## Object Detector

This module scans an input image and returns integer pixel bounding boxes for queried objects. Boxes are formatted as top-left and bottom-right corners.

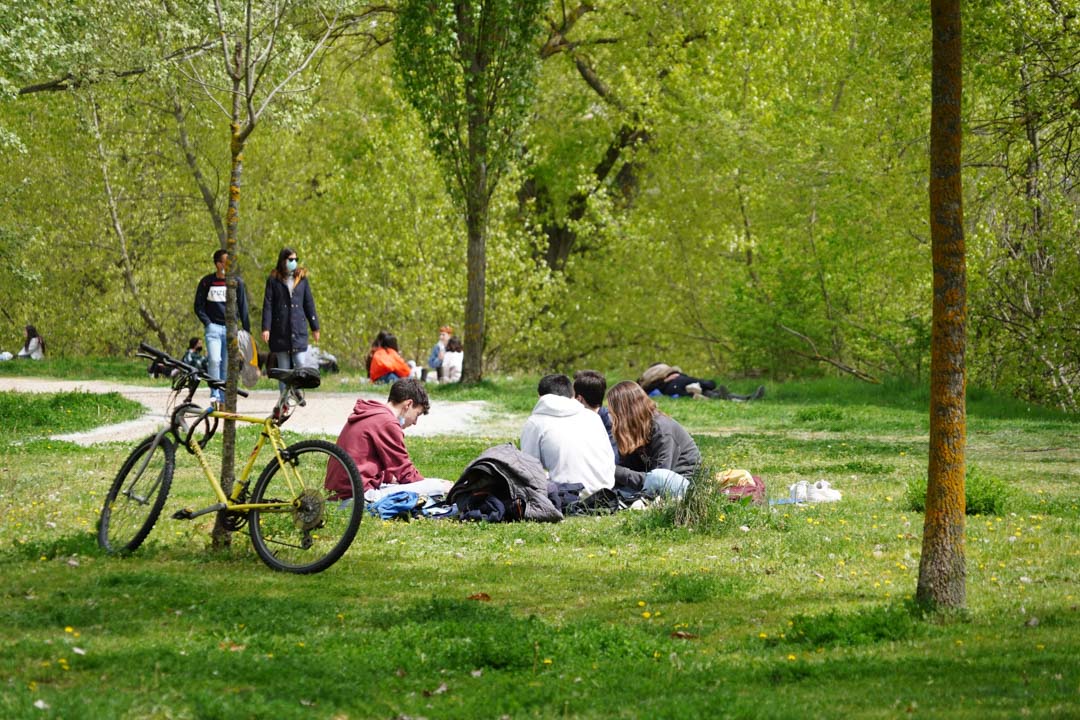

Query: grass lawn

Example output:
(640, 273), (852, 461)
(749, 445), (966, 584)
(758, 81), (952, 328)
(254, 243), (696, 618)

(0, 374), (1077, 718)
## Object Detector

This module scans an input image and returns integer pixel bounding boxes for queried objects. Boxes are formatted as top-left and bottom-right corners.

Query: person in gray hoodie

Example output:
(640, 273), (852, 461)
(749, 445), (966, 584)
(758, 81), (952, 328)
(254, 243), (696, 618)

(519, 373), (615, 498)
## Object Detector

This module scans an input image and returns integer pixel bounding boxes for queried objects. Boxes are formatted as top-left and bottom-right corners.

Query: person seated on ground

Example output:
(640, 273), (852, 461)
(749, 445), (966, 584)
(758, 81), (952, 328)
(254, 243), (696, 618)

(326, 377), (433, 499)
(573, 369), (619, 464)
(607, 380), (701, 499)
(520, 373), (615, 498)
(17, 325), (45, 360)
(366, 330), (412, 384)
(147, 337), (204, 379)
(427, 324), (452, 381)
(638, 362), (764, 401)
(441, 335), (464, 383)
(180, 336), (209, 373)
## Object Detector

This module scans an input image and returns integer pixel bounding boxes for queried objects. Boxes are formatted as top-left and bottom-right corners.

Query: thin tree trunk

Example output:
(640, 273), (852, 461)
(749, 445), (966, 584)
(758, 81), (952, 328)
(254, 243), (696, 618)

(171, 90), (227, 246)
(917, 0), (966, 611)
(89, 97), (172, 349)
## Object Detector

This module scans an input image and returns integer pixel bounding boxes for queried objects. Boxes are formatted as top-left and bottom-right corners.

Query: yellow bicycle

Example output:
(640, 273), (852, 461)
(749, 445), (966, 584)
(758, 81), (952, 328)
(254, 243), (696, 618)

(98, 342), (362, 574)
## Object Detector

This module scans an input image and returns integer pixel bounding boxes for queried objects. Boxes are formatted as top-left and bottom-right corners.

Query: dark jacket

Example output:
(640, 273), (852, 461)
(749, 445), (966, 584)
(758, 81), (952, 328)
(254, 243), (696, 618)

(261, 271), (319, 353)
(448, 443), (564, 522)
(194, 273), (251, 331)
(614, 413), (701, 492)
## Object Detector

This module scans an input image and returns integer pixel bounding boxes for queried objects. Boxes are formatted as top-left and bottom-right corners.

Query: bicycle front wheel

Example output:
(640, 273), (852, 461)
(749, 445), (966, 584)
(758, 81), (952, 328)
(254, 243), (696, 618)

(99, 434), (175, 553)
(248, 439), (362, 574)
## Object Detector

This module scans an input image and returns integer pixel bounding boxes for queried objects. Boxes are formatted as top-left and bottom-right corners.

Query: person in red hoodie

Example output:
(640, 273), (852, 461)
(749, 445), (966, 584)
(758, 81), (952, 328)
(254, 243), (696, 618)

(325, 377), (430, 498)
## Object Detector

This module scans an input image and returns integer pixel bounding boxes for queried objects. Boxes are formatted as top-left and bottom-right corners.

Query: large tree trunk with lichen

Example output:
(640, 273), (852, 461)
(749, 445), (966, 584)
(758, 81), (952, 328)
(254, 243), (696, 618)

(917, 0), (966, 611)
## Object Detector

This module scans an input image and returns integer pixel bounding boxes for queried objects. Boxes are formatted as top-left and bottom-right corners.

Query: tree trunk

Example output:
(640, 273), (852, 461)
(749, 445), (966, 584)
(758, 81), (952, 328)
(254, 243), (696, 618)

(917, 0), (966, 611)
(89, 97), (172, 350)
(211, 114), (244, 550)
(460, 0), (488, 384)
(462, 193), (487, 383)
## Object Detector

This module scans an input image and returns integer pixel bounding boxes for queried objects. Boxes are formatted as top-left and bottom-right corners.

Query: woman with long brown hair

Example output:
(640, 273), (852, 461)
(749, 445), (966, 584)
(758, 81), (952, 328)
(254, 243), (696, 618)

(606, 380), (700, 498)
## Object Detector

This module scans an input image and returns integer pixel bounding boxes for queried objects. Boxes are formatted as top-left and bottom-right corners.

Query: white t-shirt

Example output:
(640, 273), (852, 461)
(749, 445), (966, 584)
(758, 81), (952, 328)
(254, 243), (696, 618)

(442, 351), (463, 382)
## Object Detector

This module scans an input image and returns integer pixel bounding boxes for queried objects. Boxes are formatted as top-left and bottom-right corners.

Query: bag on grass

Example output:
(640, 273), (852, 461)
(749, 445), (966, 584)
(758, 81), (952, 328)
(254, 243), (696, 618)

(367, 490), (423, 520)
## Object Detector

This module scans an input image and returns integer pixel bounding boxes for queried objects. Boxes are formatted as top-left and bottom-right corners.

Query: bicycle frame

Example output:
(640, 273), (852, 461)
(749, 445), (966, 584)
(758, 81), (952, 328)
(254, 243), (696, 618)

(181, 409), (303, 518)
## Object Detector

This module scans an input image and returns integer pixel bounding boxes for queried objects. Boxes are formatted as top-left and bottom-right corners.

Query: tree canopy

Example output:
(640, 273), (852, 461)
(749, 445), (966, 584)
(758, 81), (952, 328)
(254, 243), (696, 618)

(2, 0), (1077, 410)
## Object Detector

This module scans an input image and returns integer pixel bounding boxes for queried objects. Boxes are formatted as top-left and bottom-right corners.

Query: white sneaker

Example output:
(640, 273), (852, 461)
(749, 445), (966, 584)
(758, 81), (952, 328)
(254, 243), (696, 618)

(807, 479), (842, 503)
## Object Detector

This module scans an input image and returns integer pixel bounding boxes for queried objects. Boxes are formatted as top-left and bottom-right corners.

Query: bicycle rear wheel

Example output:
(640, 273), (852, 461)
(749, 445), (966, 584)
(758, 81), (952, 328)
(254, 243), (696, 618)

(99, 434), (175, 553)
(248, 439), (362, 574)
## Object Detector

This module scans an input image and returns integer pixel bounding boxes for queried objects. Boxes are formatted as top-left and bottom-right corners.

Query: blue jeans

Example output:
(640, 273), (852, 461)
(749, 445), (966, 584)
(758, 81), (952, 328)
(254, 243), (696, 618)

(204, 322), (227, 403)
(274, 350), (309, 391)
(643, 469), (689, 499)
(374, 372), (402, 384)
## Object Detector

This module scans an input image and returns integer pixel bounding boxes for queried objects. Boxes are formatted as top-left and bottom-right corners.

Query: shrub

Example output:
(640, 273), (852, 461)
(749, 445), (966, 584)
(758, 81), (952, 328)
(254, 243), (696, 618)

(904, 465), (1012, 515)
(624, 464), (770, 535)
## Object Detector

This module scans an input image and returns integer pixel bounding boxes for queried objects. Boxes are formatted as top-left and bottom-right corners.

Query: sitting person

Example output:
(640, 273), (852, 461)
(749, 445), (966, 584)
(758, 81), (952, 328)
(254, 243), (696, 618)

(441, 335), (464, 383)
(607, 380), (701, 499)
(325, 377), (432, 498)
(520, 373), (615, 498)
(427, 324), (453, 381)
(180, 336), (209, 373)
(366, 330), (412, 384)
(573, 369), (619, 463)
(638, 363), (764, 401)
(17, 325), (45, 360)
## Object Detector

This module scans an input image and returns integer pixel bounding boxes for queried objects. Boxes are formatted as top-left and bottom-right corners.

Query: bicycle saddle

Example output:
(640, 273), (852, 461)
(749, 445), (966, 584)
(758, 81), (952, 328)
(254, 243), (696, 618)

(269, 365), (322, 389)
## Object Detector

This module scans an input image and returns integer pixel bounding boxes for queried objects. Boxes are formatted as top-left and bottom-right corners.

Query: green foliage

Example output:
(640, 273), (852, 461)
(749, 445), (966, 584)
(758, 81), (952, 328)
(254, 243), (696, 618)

(904, 466), (1014, 516)
(393, 0), (545, 200)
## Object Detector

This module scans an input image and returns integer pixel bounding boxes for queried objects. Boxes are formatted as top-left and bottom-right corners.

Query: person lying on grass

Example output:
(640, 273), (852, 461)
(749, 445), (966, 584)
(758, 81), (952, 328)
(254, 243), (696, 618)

(638, 362), (764, 401)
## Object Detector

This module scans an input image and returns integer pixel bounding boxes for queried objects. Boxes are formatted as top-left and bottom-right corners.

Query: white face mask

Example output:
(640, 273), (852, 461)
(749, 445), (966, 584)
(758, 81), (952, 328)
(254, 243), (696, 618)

(286, 259), (298, 272)
(398, 414), (406, 428)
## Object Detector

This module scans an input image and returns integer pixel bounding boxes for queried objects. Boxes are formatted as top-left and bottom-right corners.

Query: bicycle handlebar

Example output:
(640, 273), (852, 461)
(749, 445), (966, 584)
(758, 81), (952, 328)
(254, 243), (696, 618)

(138, 341), (250, 398)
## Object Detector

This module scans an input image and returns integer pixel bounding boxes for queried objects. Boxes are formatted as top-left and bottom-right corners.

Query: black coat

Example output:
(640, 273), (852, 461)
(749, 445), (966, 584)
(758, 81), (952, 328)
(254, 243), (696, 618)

(261, 272), (319, 353)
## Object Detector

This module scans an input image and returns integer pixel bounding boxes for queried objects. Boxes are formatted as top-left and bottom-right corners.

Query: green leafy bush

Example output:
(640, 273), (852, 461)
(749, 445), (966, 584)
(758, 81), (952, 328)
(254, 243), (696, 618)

(904, 465), (1012, 515)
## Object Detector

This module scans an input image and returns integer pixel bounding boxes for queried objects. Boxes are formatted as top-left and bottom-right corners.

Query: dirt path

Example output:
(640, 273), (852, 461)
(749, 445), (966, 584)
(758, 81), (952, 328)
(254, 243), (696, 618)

(0, 378), (523, 446)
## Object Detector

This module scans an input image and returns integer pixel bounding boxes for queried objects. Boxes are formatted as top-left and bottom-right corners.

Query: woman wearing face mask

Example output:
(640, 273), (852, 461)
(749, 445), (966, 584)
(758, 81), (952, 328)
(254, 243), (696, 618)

(261, 247), (320, 386)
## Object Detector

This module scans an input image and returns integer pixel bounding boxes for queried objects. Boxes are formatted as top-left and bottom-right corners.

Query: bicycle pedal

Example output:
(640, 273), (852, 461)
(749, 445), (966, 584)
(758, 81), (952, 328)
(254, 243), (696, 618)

(172, 508), (195, 520)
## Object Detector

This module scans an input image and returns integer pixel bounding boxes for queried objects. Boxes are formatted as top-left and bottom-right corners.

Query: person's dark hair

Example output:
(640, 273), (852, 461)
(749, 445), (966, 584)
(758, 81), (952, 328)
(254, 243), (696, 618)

(388, 377), (430, 414)
(188, 337), (202, 350)
(446, 336), (463, 353)
(274, 246), (297, 277)
(23, 324), (45, 354)
(213, 248), (228, 264)
(381, 332), (400, 352)
(573, 369), (607, 408)
(537, 373), (573, 398)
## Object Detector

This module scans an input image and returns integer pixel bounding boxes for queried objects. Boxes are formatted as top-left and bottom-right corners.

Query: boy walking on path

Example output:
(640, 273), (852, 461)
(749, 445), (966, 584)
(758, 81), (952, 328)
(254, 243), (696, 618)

(194, 248), (250, 405)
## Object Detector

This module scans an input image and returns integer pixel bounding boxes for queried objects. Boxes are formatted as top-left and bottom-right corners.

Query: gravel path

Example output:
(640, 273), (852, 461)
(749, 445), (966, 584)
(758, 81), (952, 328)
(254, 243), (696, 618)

(0, 377), (523, 446)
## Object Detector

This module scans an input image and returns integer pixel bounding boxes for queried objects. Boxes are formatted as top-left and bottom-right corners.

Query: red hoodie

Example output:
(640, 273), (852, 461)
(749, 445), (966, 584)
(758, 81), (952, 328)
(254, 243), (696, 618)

(325, 399), (424, 497)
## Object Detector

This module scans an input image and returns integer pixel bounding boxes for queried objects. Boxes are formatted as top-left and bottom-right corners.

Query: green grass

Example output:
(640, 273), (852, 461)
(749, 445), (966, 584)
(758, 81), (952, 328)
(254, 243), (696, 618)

(0, 375), (1078, 718)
